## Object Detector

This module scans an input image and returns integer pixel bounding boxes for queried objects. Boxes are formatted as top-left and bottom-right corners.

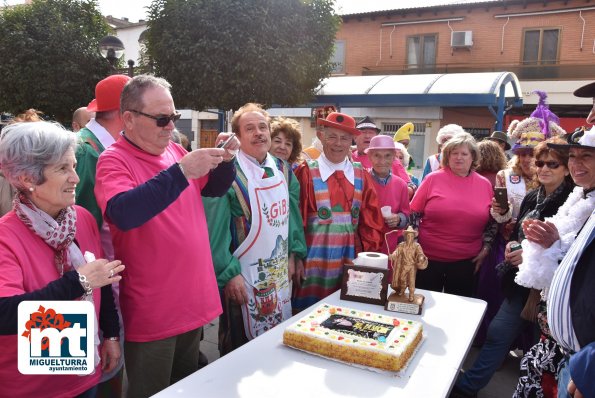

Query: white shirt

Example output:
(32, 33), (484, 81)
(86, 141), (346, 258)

(318, 153), (354, 186)
(86, 119), (116, 149)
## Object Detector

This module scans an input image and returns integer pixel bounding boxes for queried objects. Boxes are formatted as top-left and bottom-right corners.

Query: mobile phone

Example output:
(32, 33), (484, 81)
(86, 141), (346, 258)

(494, 187), (508, 210)
(216, 133), (236, 149)
(510, 242), (522, 252)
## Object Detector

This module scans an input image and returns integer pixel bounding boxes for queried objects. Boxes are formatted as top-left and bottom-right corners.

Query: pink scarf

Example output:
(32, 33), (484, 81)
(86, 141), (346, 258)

(13, 192), (84, 274)
(13, 192), (100, 368)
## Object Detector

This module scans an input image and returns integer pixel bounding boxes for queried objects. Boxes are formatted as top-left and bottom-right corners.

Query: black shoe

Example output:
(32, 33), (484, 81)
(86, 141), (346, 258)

(198, 351), (209, 369)
(449, 385), (477, 398)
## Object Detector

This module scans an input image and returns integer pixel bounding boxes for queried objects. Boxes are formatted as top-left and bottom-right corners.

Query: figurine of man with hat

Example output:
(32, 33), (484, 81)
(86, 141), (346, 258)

(75, 74), (130, 396)
(292, 112), (385, 312)
(390, 226), (428, 302)
(351, 116), (414, 197)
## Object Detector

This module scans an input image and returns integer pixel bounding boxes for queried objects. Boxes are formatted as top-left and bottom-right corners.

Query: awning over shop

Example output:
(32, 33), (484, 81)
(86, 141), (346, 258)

(310, 71), (523, 130)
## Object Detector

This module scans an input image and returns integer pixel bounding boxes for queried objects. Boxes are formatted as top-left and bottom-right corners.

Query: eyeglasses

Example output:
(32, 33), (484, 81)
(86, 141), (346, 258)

(535, 160), (561, 169)
(129, 110), (181, 127)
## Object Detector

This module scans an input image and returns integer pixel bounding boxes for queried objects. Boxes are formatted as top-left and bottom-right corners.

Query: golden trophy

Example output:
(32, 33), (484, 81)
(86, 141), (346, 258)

(385, 226), (427, 314)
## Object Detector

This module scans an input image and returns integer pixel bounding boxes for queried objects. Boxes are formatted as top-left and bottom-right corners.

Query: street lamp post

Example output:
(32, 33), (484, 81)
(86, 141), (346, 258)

(127, 59), (135, 78)
(99, 35), (125, 74)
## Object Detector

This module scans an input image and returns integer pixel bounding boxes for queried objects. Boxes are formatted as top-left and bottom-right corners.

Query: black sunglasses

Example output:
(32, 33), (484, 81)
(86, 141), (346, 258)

(129, 110), (181, 127)
(535, 160), (561, 169)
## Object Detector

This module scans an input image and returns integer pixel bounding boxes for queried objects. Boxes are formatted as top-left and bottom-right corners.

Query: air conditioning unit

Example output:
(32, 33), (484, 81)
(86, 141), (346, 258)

(451, 31), (473, 47)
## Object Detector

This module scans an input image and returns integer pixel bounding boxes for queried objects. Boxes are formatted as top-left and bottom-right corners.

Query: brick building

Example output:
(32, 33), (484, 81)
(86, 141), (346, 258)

(275, 0), (595, 172)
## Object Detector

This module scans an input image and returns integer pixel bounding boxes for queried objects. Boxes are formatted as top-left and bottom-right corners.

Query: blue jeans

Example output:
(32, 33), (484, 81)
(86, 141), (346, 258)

(456, 289), (531, 394)
(557, 356), (571, 398)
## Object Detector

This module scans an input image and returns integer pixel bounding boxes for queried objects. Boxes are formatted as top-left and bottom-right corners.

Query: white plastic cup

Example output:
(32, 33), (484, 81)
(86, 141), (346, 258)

(381, 206), (392, 218)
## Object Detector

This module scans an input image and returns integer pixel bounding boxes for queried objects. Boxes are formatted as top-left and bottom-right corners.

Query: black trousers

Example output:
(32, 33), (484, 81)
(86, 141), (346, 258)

(416, 258), (475, 297)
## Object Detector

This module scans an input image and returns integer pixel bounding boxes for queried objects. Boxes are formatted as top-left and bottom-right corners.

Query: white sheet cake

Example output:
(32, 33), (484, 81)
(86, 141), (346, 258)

(283, 303), (423, 372)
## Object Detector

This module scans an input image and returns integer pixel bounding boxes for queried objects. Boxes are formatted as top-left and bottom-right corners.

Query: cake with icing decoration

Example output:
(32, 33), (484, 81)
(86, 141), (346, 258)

(283, 303), (423, 371)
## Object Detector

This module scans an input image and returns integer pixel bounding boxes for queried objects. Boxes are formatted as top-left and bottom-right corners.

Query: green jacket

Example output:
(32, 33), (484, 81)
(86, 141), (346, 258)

(203, 156), (307, 288)
(75, 127), (106, 228)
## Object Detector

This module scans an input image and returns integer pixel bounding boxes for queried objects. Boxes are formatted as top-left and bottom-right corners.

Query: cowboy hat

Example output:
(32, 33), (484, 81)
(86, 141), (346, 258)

(547, 126), (595, 151)
(574, 81), (595, 98)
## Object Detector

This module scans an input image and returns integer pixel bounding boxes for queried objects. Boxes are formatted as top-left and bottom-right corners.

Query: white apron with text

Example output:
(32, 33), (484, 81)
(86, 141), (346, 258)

(233, 152), (291, 340)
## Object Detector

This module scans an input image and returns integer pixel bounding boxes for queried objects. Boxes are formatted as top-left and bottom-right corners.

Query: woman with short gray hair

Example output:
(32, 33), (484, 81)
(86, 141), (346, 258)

(0, 121), (125, 397)
(411, 131), (495, 297)
(421, 123), (466, 180)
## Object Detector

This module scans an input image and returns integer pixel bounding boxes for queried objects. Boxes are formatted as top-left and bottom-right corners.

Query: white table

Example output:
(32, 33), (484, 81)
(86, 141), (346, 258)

(153, 289), (486, 398)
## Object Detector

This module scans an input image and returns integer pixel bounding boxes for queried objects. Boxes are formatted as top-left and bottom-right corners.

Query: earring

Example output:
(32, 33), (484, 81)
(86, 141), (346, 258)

(28, 186), (34, 192)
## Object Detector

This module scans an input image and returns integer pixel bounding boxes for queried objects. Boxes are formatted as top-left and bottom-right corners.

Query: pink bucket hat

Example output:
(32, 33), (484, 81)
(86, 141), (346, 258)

(365, 135), (398, 154)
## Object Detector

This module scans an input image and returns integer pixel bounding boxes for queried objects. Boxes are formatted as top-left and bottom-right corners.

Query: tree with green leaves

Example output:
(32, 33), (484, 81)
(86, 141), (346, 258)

(146, 0), (340, 110)
(0, 0), (111, 123)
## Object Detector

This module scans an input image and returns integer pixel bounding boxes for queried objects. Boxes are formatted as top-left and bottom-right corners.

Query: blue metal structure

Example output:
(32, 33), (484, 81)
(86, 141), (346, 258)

(308, 72), (523, 131)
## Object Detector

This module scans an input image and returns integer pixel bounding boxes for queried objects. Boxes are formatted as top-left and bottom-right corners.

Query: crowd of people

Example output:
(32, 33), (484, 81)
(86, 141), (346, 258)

(0, 75), (593, 398)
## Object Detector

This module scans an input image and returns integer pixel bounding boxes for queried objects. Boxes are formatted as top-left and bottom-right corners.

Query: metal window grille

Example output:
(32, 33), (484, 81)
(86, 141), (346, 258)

(382, 123), (426, 135)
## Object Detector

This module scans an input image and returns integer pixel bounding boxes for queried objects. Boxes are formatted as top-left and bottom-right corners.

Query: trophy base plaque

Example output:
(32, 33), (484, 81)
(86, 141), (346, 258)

(385, 292), (424, 315)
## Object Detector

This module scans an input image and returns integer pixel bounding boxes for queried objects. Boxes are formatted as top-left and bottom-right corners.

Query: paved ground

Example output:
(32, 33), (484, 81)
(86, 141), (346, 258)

(200, 318), (522, 397)
(462, 346), (521, 398)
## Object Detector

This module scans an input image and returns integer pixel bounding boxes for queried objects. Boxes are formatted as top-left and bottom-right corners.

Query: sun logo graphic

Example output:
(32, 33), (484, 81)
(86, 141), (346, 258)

(18, 301), (95, 375)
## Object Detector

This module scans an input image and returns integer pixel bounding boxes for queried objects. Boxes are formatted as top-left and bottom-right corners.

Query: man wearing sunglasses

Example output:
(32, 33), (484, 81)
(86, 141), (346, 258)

(94, 74), (239, 398)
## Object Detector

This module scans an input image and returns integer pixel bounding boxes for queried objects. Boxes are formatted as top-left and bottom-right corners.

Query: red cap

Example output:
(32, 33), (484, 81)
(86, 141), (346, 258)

(317, 112), (360, 136)
(87, 75), (131, 112)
